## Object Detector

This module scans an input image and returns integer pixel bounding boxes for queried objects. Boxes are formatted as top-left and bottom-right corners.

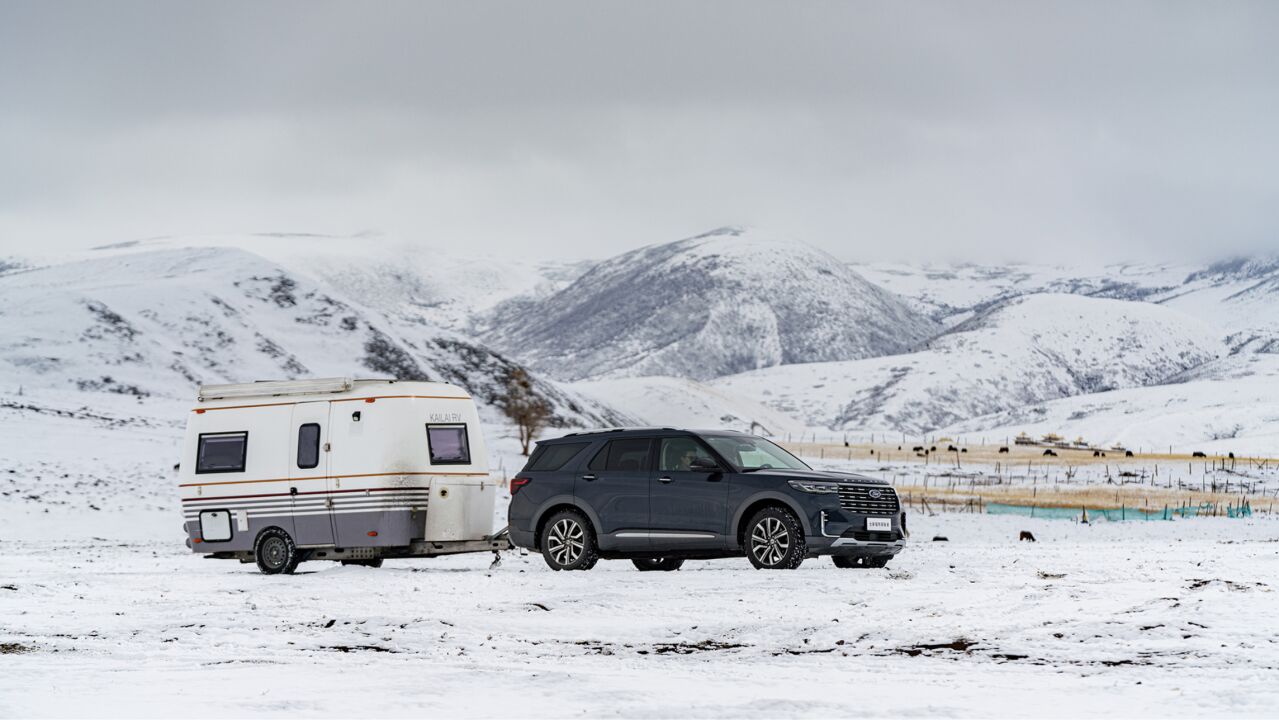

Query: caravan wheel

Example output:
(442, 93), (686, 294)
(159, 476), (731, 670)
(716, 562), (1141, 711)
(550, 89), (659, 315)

(254, 527), (301, 575)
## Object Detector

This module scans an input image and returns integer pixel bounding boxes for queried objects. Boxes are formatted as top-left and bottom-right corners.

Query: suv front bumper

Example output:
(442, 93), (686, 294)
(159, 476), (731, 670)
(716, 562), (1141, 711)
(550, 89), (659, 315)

(806, 508), (907, 557)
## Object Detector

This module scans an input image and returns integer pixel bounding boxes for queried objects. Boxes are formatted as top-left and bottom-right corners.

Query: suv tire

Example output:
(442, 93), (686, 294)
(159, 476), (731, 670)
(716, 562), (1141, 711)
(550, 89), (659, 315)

(832, 555), (890, 569)
(540, 509), (599, 571)
(254, 527), (301, 575)
(631, 557), (685, 572)
(745, 506), (806, 570)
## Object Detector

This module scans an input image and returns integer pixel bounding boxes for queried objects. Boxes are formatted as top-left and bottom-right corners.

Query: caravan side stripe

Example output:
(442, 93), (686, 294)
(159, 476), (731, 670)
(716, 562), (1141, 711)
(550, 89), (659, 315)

(179, 470), (488, 488)
(181, 486), (448, 503)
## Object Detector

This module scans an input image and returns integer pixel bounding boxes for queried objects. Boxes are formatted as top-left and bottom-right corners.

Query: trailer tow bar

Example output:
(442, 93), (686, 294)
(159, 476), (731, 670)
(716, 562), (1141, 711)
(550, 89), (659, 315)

(486, 527), (512, 570)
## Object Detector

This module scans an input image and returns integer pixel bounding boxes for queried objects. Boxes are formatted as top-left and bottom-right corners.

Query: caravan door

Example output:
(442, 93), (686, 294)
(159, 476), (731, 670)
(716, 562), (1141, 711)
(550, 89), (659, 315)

(289, 401), (336, 546)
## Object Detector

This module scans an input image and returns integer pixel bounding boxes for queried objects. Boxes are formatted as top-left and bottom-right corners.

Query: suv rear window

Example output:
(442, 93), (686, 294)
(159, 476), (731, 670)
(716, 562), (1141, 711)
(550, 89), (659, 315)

(588, 438), (652, 472)
(526, 442), (589, 471)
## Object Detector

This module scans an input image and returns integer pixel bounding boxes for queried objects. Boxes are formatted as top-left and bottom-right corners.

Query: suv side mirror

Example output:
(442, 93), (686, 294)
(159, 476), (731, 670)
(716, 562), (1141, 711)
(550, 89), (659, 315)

(689, 457), (720, 472)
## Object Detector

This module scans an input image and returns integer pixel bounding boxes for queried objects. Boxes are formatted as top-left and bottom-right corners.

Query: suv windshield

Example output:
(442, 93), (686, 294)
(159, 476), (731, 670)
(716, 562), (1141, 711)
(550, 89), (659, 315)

(703, 435), (810, 472)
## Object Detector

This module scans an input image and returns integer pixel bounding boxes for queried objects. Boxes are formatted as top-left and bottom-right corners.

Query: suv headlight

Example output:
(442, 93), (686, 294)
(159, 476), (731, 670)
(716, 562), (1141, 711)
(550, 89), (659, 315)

(788, 480), (841, 494)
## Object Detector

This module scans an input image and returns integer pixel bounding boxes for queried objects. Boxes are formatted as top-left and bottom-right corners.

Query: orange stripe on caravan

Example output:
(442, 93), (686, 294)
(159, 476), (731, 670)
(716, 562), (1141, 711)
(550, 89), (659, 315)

(191, 394), (472, 413)
(178, 470), (489, 488)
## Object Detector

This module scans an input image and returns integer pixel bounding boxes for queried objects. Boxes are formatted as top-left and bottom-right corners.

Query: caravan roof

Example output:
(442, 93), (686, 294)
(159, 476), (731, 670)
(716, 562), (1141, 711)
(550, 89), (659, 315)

(195, 377), (469, 405)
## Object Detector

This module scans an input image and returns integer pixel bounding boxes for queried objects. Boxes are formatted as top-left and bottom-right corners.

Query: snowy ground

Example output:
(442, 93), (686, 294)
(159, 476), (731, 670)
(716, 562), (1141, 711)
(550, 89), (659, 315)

(3, 396), (1278, 717)
(2, 513), (1277, 718)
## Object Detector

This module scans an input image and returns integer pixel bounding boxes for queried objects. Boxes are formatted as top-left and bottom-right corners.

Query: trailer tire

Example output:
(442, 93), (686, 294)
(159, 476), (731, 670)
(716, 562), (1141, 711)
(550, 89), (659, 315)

(254, 527), (301, 575)
(540, 509), (599, 571)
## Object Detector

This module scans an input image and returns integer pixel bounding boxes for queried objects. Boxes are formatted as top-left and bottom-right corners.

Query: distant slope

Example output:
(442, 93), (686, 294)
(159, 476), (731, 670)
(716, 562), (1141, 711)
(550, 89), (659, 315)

(78, 232), (587, 332)
(0, 246), (625, 427)
(711, 294), (1222, 433)
(938, 354), (1279, 455)
(1153, 254), (1279, 354)
(485, 227), (940, 381)
(570, 376), (805, 436)
(855, 261), (1191, 326)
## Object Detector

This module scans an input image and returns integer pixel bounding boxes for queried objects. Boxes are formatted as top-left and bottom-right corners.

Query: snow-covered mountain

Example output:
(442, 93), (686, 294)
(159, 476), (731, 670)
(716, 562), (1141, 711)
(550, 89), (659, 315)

(711, 294), (1223, 433)
(936, 353), (1279, 455)
(1153, 254), (1279, 354)
(569, 376), (806, 437)
(0, 245), (625, 428)
(5, 227), (1276, 450)
(484, 227), (941, 382)
(854, 261), (1193, 326)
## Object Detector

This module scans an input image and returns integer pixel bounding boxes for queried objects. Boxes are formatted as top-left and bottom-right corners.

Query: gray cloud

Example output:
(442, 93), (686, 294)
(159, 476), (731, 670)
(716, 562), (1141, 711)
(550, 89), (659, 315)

(2, 1), (1277, 262)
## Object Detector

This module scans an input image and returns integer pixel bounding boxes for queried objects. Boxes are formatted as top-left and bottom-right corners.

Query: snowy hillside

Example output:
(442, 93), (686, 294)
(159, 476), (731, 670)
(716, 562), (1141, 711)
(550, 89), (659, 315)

(1153, 255), (1279, 353)
(79, 233), (588, 332)
(938, 354), (1279, 455)
(855, 261), (1192, 326)
(484, 227), (940, 381)
(0, 245), (624, 428)
(711, 294), (1222, 433)
(570, 376), (806, 437)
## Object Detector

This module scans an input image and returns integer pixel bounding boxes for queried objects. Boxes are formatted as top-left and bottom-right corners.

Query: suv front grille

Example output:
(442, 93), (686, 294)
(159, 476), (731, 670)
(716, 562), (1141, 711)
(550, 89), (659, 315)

(838, 485), (900, 515)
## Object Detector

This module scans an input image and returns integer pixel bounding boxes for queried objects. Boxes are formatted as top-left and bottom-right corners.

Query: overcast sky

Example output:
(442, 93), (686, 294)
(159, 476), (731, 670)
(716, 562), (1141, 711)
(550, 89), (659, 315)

(2, 1), (1277, 263)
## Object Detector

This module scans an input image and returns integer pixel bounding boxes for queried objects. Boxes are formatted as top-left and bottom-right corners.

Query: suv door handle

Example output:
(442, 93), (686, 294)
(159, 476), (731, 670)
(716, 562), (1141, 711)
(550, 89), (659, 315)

(657, 476), (673, 484)
(581, 474), (596, 482)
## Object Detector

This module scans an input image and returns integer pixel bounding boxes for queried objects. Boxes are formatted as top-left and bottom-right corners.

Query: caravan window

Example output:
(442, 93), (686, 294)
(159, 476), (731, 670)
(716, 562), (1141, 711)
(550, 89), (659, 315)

(196, 432), (248, 474)
(426, 424), (471, 465)
(297, 423), (321, 469)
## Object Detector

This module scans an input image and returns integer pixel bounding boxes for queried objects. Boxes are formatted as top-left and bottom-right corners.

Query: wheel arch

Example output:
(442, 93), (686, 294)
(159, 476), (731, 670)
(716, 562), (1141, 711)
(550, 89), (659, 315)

(532, 497), (601, 550)
(732, 492), (812, 548)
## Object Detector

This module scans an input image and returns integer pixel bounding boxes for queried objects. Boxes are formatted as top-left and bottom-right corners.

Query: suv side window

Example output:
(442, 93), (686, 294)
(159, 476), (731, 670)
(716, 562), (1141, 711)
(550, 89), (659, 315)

(526, 442), (590, 471)
(588, 438), (653, 472)
(658, 437), (716, 472)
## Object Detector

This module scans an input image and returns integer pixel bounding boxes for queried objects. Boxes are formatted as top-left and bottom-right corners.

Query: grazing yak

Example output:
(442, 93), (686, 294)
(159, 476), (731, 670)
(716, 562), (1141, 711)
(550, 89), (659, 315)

(1043, 449), (1058, 457)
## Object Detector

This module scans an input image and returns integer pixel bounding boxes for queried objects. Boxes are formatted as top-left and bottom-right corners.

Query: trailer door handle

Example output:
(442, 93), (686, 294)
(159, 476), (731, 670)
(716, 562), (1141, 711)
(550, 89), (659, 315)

(658, 476), (673, 484)
(581, 474), (596, 482)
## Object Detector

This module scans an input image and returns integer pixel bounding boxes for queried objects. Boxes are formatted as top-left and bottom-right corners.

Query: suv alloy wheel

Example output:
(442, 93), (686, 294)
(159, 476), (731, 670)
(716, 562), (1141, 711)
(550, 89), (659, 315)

(745, 506), (806, 570)
(540, 509), (600, 571)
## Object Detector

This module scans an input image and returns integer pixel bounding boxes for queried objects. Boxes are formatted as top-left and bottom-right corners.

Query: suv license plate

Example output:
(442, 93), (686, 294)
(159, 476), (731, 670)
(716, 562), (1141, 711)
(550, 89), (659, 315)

(866, 518), (892, 532)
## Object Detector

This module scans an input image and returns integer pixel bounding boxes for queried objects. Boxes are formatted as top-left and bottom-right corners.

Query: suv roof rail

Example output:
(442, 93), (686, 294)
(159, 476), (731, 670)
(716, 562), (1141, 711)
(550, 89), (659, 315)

(562, 426), (681, 437)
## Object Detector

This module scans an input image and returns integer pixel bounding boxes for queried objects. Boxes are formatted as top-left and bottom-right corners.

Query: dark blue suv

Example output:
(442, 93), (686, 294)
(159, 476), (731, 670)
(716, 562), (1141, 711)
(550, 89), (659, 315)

(507, 428), (906, 571)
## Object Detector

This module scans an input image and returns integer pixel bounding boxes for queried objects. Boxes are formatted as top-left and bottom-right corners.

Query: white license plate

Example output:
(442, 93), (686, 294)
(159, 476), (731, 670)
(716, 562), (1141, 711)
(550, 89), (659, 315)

(866, 518), (892, 532)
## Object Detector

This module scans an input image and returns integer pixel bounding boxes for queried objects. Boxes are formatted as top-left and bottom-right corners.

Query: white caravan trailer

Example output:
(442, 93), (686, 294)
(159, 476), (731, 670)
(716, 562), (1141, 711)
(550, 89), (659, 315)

(178, 378), (507, 574)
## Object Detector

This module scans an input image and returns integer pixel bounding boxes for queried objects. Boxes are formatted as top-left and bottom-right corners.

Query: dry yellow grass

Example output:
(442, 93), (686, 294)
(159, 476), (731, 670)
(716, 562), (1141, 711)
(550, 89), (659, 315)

(777, 440), (1277, 512)
(892, 483), (1273, 513)
(781, 440), (1278, 470)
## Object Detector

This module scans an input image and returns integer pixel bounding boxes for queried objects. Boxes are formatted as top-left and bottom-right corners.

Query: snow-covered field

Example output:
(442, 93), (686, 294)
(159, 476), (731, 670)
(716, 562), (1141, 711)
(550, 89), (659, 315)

(2, 514), (1277, 718)
(5, 232), (1279, 717)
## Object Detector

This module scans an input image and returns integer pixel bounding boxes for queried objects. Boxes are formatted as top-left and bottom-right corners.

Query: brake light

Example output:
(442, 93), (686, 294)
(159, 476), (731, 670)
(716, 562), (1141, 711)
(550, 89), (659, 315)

(510, 477), (531, 495)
